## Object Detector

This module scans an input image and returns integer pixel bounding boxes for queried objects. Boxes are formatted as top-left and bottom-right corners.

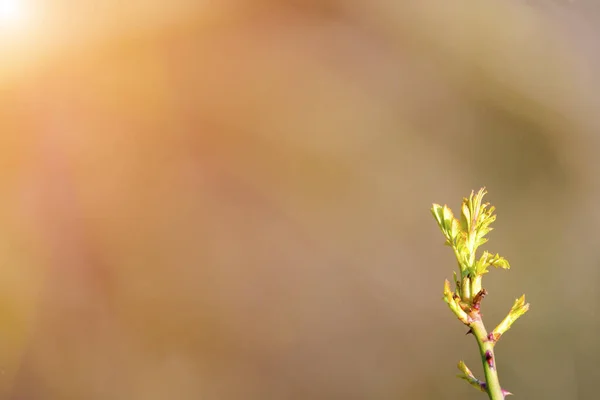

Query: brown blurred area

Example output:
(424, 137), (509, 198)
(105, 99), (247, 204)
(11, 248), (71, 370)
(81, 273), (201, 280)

(0, 0), (599, 399)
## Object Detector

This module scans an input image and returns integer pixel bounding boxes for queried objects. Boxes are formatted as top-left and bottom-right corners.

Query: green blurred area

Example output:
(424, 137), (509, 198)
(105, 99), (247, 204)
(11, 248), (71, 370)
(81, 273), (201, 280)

(0, 1), (598, 399)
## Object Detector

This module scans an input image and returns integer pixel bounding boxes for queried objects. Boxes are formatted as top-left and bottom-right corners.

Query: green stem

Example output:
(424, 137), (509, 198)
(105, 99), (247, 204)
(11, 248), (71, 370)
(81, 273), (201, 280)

(469, 319), (504, 400)
(471, 276), (482, 301)
(462, 277), (471, 301)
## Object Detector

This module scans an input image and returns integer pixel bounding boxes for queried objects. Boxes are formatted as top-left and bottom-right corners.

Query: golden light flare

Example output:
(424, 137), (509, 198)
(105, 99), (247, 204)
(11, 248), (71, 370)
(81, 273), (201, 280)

(0, 0), (28, 30)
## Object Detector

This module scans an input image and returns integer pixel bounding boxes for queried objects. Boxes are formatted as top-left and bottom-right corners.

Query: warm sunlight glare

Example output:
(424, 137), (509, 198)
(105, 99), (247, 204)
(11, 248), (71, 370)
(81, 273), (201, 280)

(0, 0), (28, 30)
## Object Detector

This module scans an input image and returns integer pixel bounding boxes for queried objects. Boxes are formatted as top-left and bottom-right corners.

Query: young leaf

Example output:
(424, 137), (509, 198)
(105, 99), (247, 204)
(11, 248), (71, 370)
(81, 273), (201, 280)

(475, 251), (511, 275)
(432, 204), (455, 244)
(490, 295), (530, 342)
(457, 361), (487, 393)
(460, 188), (497, 257)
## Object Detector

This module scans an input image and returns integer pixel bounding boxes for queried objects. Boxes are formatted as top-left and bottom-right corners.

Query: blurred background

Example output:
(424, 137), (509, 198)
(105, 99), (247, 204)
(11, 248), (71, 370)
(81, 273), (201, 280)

(0, 0), (599, 398)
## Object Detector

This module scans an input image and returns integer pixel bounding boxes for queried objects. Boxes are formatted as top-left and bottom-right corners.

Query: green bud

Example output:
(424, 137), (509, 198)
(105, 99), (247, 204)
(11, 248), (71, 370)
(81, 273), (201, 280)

(443, 280), (471, 325)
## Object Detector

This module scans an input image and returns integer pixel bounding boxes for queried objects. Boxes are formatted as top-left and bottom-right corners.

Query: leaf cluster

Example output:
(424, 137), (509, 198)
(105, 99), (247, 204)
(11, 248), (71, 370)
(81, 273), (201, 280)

(431, 188), (509, 283)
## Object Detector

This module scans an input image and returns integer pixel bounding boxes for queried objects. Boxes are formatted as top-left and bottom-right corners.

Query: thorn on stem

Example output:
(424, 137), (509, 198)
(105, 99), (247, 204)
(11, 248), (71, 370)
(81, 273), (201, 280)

(485, 350), (495, 370)
(481, 383), (513, 398)
(465, 328), (473, 336)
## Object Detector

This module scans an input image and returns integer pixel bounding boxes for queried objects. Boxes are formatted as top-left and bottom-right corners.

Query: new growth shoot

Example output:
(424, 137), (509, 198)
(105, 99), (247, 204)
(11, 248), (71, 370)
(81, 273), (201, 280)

(431, 188), (529, 399)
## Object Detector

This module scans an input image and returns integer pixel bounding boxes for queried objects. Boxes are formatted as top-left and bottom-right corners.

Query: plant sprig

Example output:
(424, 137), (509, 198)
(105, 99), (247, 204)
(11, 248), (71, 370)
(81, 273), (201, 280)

(432, 188), (529, 399)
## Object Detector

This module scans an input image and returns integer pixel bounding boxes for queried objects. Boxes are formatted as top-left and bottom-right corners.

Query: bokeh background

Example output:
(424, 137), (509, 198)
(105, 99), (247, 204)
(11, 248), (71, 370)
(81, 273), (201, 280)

(0, 0), (599, 399)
